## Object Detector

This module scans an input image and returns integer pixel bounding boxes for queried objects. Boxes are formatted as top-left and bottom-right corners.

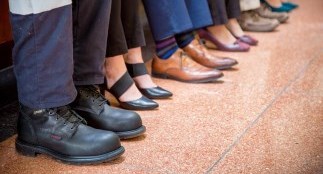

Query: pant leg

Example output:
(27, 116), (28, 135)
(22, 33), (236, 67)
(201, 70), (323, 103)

(240, 0), (261, 11)
(72, 0), (112, 85)
(226, 0), (241, 19)
(185, 0), (213, 29)
(121, 0), (146, 49)
(9, 0), (76, 109)
(142, 0), (193, 41)
(207, 0), (229, 25)
(105, 0), (128, 57)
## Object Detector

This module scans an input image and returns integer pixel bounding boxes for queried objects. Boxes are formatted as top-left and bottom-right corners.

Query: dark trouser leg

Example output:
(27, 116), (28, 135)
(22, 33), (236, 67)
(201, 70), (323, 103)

(184, 0), (213, 29)
(175, 31), (195, 48)
(121, 0), (146, 49)
(226, 0), (241, 19)
(208, 0), (229, 25)
(72, 0), (112, 85)
(142, 0), (193, 41)
(106, 0), (145, 57)
(9, 2), (76, 109)
(106, 0), (128, 57)
(208, 0), (241, 25)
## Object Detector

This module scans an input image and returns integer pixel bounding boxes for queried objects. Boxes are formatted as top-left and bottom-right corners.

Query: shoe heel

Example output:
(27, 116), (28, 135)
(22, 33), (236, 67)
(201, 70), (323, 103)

(152, 71), (168, 79)
(15, 140), (38, 157)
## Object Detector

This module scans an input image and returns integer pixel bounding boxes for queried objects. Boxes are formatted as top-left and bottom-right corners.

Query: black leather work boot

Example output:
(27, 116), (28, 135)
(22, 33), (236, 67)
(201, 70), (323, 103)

(71, 85), (146, 139)
(16, 105), (124, 164)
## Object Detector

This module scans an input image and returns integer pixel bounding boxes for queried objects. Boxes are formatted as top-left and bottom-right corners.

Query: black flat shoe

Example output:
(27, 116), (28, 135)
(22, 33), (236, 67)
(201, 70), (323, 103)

(126, 63), (173, 99)
(101, 72), (158, 110)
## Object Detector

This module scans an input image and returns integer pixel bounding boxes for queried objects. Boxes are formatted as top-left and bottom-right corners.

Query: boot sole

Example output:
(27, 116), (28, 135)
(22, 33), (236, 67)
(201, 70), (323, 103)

(15, 139), (125, 165)
(116, 126), (146, 140)
(152, 72), (223, 83)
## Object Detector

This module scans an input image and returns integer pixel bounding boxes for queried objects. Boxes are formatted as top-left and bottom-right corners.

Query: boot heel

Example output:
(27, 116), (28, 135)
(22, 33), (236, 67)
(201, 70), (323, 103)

(15, 140), (38, 157)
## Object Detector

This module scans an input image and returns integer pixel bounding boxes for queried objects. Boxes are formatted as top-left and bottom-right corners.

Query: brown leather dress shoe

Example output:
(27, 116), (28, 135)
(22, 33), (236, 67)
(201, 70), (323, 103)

(152, 49), (223, 83)
(182, 39), (238, 70)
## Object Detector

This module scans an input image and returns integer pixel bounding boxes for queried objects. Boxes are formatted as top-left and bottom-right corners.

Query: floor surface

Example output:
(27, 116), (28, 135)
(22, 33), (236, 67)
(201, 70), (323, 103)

(0, 0), (322, 173)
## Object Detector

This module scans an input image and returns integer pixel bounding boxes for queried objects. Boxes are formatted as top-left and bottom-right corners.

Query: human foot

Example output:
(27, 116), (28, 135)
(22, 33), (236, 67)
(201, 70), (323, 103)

(104, 55), (158, 110)
(226, 18), (245, 37)
(105, 55), (144, 102)
(124, 48), (157, 89)
(125, 48), (173, 99)
(206, 25), (237, 45)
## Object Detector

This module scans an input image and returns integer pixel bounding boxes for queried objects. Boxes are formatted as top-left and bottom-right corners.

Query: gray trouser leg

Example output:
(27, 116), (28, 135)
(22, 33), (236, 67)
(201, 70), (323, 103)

(9, 1), (76, 109)
(9, 0), (112, 109)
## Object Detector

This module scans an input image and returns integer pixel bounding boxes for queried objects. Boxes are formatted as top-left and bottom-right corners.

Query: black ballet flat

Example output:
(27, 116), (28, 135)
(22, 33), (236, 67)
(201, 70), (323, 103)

(126, 63), (173, 99)
(100, 72), (158, 110)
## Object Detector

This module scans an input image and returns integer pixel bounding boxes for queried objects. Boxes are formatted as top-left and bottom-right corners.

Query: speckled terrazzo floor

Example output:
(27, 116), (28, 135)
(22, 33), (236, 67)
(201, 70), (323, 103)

(0, 0), (322, 173)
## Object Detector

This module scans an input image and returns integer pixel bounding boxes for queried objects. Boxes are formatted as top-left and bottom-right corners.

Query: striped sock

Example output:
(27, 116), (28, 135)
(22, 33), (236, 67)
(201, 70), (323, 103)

(156, 37), (179, 59)
(175, 31), (195, 48)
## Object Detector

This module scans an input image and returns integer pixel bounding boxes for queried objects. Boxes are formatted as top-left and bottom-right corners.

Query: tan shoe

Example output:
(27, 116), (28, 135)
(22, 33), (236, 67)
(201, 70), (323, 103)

(238, 10), (280, 32)
(182, 39), (238, 70)
(152, 49), (223, 83)
(255, 4), (289, 23)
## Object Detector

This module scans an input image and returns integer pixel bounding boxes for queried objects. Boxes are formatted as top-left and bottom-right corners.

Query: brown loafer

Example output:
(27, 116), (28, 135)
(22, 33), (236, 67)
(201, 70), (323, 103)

(182, 39), (238, 70)
(152, 49), (223, 83)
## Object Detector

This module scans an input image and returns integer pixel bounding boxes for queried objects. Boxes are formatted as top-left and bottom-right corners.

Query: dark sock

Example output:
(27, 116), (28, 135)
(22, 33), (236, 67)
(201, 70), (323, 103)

(175, 31), (195, 48)
(156, 37), (179, 59)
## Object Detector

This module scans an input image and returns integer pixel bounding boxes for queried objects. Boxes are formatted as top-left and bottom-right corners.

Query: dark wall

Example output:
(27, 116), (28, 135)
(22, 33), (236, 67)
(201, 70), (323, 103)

(0, 0), (16, 107)
(0, 0), (13, 69)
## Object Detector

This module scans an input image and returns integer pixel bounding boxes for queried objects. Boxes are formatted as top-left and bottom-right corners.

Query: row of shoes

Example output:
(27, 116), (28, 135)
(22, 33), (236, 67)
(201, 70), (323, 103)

(107, 1), (300, 111)
(239, 2), (298, 32)
(17, 85), (147, 164)
(14, 1), (299, 165)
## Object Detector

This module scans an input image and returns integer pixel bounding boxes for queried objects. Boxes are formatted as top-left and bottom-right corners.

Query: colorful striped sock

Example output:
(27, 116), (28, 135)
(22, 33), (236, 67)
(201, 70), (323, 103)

(156, 37), (179, 59)
(175, 31), (195, 48)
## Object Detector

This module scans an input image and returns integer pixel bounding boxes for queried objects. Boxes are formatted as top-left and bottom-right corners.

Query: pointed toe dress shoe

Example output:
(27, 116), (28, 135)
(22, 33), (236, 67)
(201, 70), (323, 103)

(234, 35), (258, 46)
(126, 63), (173, 99)
(182, 39), (238, 70)
(152, 49), (223, 83)
(198, 29), (250, 52)
(282, 2), (299, 10)
(261, 0), (292, 13)
(100, 73), (159, 110)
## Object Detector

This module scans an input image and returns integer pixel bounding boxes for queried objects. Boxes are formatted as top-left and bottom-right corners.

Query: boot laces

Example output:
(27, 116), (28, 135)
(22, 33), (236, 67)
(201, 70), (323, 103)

(49, 106), (87, 129)
(83, 86), (109, 106)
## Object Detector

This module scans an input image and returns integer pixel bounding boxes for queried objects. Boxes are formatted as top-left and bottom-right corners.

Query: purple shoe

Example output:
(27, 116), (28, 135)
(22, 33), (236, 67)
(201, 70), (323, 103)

(235, 35), (258, 46)
(198, 29), (250, 52)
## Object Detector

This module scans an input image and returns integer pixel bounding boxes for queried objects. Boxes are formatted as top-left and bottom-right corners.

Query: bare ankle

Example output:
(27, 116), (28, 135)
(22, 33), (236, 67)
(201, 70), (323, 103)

(124, 47), (144, 64)
(133, 75), (157, 89)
